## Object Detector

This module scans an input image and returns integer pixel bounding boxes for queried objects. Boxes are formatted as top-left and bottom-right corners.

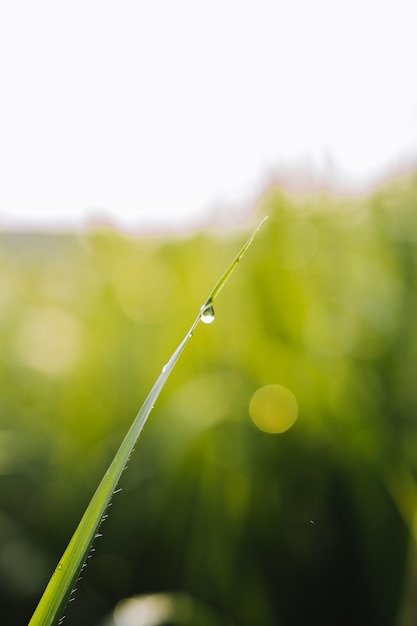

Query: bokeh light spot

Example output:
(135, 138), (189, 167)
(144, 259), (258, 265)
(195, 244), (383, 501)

(14, 307), (83, 377)
(249, 384), (298, 434)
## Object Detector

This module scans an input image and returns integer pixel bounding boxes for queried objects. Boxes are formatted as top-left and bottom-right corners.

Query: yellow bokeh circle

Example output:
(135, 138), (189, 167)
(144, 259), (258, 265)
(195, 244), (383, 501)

(249, 384), (298, 434)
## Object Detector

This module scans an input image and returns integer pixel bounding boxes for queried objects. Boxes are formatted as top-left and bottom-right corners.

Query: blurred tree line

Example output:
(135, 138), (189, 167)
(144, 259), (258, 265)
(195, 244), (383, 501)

(1, 173), (417, 625)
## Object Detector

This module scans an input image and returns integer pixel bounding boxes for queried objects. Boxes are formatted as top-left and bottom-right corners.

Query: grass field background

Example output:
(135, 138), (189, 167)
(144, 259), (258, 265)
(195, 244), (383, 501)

(1, 173), (417, 625)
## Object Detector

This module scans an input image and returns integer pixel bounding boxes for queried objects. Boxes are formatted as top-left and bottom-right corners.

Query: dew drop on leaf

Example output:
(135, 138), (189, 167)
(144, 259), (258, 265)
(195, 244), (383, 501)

(200, 304), (215, 324)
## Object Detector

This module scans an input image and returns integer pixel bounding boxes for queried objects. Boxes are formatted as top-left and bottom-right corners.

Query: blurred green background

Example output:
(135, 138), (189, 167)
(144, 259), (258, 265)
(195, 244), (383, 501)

(1, 174), (417, 626)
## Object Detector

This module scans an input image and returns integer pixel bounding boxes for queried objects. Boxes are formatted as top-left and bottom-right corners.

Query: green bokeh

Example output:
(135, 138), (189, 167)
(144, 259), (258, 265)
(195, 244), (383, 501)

(1, 173), (417, 625)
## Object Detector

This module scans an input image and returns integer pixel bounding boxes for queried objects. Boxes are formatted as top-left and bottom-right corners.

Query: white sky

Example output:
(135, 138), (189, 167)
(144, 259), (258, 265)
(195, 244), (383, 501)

(0, 0), (416, 231)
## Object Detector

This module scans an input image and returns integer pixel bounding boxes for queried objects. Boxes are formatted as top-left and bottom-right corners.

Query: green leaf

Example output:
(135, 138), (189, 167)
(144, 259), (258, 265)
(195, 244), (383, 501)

(29, 217), (267, 626)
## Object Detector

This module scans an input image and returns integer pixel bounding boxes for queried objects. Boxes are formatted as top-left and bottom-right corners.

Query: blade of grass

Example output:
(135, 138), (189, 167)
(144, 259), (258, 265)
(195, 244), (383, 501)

(29, 216), (268, 626)
(201, 215), (268, 309)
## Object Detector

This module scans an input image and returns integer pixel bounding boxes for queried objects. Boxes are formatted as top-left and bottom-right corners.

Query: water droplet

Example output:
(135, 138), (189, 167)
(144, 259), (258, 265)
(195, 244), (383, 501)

(162, 364), (168, 373)
(200, 304), (215, 324)
(57, 563), (63, 570)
